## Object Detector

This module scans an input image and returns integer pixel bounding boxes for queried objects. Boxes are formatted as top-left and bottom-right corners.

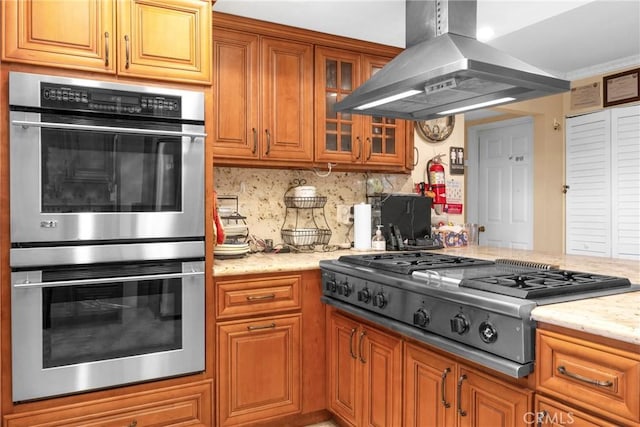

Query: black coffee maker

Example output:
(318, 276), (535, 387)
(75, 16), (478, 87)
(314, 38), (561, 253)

(370, 193), (442, 250)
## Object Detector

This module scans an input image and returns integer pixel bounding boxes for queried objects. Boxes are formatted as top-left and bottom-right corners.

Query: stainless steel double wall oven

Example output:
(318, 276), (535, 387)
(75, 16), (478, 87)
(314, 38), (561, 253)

(8, 72), (206, 402)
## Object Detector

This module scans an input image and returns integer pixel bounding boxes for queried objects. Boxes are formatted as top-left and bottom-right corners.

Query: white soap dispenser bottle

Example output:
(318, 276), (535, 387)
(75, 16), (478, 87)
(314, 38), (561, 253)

(371, 225), (386, 251)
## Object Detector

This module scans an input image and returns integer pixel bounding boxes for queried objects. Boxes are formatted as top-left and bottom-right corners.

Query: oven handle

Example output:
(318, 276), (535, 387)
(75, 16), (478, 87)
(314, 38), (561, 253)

(13, 271), (203, 289)
(11, 120), (207, 140)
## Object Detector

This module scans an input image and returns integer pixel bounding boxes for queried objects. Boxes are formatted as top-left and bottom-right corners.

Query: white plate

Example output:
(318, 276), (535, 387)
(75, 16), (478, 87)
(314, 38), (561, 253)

(215, 244), (250, 255)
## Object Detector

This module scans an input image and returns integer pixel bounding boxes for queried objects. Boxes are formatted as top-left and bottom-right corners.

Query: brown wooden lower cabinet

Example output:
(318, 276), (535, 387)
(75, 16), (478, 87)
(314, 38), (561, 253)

(217, 313), (302, 426)
(326, 309), (402, 427)
(2, 379), (213, 427)
(536, 326), (640, 427)
(404, 341), (533, 427)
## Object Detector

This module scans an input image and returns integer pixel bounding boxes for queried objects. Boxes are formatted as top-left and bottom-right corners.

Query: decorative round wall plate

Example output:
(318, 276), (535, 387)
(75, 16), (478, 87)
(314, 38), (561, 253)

(415, 115), (455, 143)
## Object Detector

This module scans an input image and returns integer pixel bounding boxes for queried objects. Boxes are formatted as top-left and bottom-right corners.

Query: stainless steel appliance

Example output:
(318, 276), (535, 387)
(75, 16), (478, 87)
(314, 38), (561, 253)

(8, 72), (207, 402)
(334, 0), (570, 120)
(11, 258), (204, 402)
(8, 71), (205, 248)
(320, 252), (638, 377)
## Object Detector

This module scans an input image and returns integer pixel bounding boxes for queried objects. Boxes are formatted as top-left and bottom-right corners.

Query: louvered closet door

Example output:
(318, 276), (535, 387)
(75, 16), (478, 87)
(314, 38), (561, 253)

(566, 111), (611, 257)
(611, 105), (640, 259)
(566, 105), (640, 259)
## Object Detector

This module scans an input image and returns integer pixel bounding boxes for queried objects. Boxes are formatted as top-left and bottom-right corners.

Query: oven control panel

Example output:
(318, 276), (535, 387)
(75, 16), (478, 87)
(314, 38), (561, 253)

(40, 83), (182, 118)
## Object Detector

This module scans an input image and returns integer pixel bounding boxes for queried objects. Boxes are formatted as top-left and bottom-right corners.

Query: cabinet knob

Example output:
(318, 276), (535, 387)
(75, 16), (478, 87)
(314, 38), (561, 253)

(128, 421), (137, 427)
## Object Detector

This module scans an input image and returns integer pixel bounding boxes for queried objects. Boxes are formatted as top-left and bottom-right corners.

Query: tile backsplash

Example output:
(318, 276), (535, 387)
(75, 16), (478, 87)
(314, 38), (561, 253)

(214, 167), (414, 247)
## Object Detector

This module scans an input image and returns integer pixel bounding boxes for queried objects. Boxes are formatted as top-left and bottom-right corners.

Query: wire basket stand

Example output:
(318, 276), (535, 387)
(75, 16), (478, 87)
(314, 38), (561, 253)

(280, 179), (332, 251)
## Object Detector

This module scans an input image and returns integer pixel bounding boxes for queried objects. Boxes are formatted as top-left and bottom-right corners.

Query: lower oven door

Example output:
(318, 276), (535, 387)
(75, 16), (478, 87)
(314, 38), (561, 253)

(11, 260), (204, 402)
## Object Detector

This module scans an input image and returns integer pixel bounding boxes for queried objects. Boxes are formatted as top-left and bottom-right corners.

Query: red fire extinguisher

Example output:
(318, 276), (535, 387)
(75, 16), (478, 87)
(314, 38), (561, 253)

(427, 154), (446, 214)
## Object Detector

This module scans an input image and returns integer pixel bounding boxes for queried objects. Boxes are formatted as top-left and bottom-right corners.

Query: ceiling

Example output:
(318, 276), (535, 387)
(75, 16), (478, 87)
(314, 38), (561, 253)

(213, 0), (640, 119)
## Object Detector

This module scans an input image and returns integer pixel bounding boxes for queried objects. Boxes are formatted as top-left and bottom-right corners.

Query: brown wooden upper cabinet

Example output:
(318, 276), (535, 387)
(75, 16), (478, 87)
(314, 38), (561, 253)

(315, 47), (408, 170)
(2, 0), (212, 84)
(212, 27), (314, 165)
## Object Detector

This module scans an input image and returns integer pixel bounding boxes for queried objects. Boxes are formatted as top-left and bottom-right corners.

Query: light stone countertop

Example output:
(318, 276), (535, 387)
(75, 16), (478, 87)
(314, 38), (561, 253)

(213, 246), (640, 345)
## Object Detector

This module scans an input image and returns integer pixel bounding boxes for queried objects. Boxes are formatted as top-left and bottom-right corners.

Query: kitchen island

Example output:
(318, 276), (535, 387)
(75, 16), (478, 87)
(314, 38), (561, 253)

(214, 246), (640, 344)
(214, 246), (639, 426)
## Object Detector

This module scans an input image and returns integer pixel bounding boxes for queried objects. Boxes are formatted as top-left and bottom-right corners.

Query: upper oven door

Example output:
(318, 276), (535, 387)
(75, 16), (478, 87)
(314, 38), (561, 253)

(9, 111), (204, 245)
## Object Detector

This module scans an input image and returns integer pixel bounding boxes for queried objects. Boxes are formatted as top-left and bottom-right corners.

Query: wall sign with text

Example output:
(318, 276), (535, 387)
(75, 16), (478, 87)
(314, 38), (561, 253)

(449, 147), (464, 175)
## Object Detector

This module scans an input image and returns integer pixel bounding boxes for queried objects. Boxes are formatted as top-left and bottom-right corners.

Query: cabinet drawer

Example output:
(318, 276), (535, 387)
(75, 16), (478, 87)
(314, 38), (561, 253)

(537, 329), (640, 424)
(535, 395), (619, 427)
(216, 274), (301, 319)
(4, 380), (213, 427)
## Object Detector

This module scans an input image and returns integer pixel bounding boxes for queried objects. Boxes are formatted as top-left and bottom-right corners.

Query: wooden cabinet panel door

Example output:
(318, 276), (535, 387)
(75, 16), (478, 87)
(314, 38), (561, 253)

(212, 28), (261, 159)
(2, 0), (116, 72)
(260, 37), (314, 162)
(361, 55), (406, 168)
(327, 312), (360, 426)
(360, 325), (403, 427)
(404, 342), (456, 427)
(118, 0), (211, 83)
(217, 314), (302, 426)
(458, 366), (533, 427)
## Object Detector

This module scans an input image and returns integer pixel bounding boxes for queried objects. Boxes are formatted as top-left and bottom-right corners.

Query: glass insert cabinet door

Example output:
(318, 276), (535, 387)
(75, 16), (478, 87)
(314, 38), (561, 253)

(315, 48), (406, 167)
(315, 47), (362, 163)
(362, 57), (405, 166)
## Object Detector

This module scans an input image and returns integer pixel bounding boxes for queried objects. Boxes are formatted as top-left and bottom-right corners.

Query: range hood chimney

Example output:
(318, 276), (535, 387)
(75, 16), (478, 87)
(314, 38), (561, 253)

(334, 0), (570, 120)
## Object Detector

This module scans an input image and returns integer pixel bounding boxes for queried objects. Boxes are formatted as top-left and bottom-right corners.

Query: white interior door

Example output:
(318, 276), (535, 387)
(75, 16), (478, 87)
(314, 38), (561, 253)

(472, 118), (534, 249)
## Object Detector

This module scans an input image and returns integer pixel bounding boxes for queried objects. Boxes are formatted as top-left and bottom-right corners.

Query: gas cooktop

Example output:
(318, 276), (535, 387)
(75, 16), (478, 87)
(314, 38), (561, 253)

(338, 251), (632, 299)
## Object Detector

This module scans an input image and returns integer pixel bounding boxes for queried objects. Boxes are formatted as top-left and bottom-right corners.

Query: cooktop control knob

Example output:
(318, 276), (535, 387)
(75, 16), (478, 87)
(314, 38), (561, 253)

(372, 292), (387, 308)
(337, 281), (352, 297)
(357, 288), (371, 303)
(413, 309), (430, 327)
(479, 321), (498, 343)
(325, 278), (337, 292)
(450, 314), (469, 335)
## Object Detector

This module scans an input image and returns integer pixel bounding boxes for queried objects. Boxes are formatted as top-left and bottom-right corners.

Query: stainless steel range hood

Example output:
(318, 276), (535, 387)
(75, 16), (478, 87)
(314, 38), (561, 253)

(334, 0), (570, 121)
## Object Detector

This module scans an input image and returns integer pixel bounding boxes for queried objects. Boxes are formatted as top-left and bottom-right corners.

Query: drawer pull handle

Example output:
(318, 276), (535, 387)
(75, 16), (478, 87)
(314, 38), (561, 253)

(246, 293), (276, 301)
(557, 366), (613, 387)
(536, 410), (548, 427)
(247, 322), (276, 331)
(129, 421), (137, 427)
(440, 367), (451, 408)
